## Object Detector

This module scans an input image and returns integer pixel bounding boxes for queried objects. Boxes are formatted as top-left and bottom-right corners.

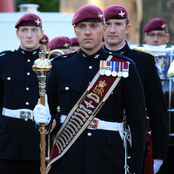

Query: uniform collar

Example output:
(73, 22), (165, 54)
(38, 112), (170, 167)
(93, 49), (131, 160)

(19, 47), (40, 56)
(78, 47), (104, 61)
(104, 41), (129, 55)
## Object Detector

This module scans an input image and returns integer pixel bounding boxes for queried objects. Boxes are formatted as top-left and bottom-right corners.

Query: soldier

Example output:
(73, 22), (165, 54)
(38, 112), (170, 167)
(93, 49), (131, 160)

(33, 4), (146, 174)
(70, 37), (80, 52)
(0, 13), (52, 174)
(103, 5), (168, 174)
(39, 33), (49, 52)
(48, 36), (72, 54)
(143, 18), (170, 45)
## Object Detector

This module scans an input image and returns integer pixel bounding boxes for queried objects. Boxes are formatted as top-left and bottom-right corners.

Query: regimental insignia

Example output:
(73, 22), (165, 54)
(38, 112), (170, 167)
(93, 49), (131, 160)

(41, 38), (47, 43)
(118, 10), (125, 17)
(35, 18), (41, 25)
(63, 42), (70, 48)
(98, 12), (103, 19)
(99, 60), (129, 78)
(161, 23), (166, 29)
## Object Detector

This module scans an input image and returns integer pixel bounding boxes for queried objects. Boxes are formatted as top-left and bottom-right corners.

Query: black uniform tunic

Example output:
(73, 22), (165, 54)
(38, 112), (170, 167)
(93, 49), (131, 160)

(105, 42), (168, 161)
(0, 48), (40, 173)
(47, 47), (146, 174)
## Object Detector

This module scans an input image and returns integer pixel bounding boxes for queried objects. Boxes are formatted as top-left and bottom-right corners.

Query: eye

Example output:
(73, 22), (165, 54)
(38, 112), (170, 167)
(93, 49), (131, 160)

(22, 29), (28, 33)
(92, 24), (97, 28)
(106, 23), (111, 26)
(116, 23), (121, 26)
(32, 28), (38, 33)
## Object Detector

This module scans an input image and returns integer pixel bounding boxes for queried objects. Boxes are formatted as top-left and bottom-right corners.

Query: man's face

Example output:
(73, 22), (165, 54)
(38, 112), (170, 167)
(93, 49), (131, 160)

(71, 46), (80, 52)
(39, 44), (48, 52)
(16, 26), (43, 51)
(144, 30), (170, 45)
(74, 22), (106, 54)
(104, 19), (131, 49)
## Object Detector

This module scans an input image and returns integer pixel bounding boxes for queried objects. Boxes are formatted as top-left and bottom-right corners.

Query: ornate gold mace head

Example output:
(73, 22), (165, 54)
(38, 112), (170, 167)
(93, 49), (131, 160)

(32, 52), (52, 96)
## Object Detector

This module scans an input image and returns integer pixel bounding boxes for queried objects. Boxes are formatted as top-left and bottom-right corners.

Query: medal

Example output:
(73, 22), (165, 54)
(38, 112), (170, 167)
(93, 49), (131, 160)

(99, 60), (105, 75)
(105, 61), (111, 76)
(117, 62), (122, 77)
(122, 62), (129, 78)
(111, 61), (117, 77)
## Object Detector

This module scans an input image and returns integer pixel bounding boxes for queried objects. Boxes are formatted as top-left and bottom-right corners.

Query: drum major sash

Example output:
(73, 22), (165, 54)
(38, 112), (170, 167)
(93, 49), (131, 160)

(46, 55), (130, 173)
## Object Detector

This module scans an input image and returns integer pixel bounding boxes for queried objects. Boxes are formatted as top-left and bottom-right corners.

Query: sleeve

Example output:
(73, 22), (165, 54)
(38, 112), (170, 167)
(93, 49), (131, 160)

(124, 62), (146, 174)
(0, 72), (3, 114)
(46, 66), (59, 120)
(144, 56), (168, 160)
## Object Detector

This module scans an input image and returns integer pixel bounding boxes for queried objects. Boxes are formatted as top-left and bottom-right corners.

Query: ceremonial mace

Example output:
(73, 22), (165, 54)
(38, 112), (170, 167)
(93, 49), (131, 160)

(32, 52), (52, 174)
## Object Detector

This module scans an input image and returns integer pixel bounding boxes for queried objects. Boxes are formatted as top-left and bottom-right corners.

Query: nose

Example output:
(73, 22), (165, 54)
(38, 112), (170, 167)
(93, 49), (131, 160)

(109, 24), (116, 33)
(153, 35), (158, 41)
(27, 30), (32, 37)
(85, 26), (91, 35)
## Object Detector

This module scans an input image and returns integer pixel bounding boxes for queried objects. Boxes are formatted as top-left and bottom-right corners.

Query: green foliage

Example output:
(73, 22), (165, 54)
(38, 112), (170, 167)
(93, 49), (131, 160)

(17, 0), (60, 12)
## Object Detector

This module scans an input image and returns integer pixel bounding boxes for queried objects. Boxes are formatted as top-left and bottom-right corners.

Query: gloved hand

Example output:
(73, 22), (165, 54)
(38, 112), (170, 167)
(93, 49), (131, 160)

(33, 94), (51, 126)
(153, 159), (163, 174)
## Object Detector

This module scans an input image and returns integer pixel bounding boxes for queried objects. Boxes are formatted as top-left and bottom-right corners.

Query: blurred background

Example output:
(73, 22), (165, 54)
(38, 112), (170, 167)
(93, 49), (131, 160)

(0, 0), (174, 51)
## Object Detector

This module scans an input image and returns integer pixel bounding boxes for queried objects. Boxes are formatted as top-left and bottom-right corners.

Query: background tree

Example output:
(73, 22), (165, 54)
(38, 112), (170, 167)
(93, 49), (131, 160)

(16, 0), (60, 12)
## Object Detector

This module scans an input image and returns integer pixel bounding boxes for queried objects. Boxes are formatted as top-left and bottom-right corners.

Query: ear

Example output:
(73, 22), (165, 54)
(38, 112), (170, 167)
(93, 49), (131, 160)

(125, 24), (131, 34)
(16, 29), (19, 39)
(102, 25), (107, 37)
(166, 34), (170, 43)
(144, 33), (147, 42)
(40, 30), (44, 39)
(73, 26), (77, 36)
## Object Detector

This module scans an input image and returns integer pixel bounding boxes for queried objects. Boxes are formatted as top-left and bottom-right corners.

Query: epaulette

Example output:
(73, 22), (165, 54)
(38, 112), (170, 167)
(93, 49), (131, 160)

(132, 48), (155, 57)
(0, 50), (16, 57)
(51, 51), (77, 62)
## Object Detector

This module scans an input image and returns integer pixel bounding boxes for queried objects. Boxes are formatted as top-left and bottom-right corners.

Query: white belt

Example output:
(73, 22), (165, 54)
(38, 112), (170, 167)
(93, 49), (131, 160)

(2, 107), (33, 121)
(60, 115), (124, 132)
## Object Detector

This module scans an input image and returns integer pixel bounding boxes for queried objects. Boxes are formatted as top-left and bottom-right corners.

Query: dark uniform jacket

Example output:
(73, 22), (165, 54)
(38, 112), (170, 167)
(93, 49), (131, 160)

(46, 47), (146, 174)
(105, 42), (169, 160)
(0, 48), (40, 160)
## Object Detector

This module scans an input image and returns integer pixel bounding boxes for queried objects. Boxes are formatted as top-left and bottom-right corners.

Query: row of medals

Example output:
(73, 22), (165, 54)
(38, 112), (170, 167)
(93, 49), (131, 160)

(99, 60), (129, 78)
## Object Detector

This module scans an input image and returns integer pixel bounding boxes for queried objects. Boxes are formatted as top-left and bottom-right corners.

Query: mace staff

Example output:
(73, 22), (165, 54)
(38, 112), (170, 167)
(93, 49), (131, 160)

(32, 52), (52, 174)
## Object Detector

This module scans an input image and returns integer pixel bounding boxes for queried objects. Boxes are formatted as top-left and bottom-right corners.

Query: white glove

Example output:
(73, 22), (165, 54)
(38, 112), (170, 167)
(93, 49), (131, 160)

(33, 94), (51, 126)
(153, 159), (163, 174)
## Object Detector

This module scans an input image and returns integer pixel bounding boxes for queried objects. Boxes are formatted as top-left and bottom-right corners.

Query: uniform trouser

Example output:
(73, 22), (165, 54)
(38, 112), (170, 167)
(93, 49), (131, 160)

(0, 159), (40, 174)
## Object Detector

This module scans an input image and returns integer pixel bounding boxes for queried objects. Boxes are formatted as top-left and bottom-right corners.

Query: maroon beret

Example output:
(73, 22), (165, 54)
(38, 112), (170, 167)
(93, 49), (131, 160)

(71, 37), (79, 46)
(39, 34), (49, 44)
(15, 13), (42, 28)
(103, 5), (128, 21)
(48, 36), (72, 50)
(143, 18), (168, 32)
(72, 4), (105, 25)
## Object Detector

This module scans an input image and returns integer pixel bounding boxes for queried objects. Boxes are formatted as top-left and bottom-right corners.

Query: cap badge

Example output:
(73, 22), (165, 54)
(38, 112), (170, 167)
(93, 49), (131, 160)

(41, 38), (47, 43)
(63, 42), (70, 48)
(161, 23), (166, 28)
(118, 10), (125, 17)
(98, 12), (103, 19)
(35, 18), (41, 25)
